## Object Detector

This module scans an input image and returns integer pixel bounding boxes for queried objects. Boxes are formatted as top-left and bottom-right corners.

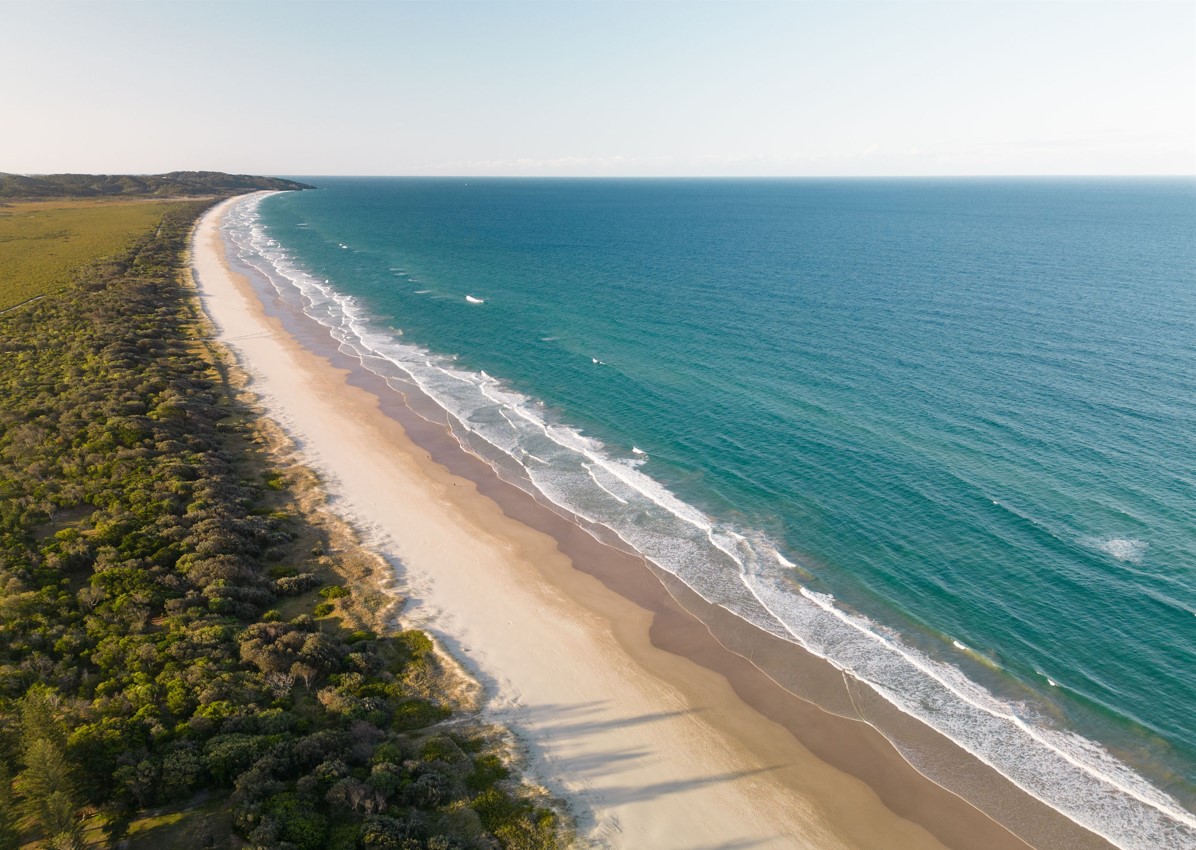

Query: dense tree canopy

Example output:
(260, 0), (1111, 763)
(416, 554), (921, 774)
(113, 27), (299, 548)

(0, 199), (557, 849)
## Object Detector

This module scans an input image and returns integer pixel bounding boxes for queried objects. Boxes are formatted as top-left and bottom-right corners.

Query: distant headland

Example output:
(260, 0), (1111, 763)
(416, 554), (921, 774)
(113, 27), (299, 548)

(0, 170), (313, 199)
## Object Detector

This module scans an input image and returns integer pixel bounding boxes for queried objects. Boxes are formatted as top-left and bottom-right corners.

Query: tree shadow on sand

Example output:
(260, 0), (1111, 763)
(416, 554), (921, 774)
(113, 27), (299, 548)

(502, 700), (785, 845)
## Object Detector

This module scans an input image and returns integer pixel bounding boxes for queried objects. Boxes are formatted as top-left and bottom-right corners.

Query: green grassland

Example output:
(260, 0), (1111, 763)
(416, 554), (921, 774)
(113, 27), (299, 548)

(0, 200), (178, 310)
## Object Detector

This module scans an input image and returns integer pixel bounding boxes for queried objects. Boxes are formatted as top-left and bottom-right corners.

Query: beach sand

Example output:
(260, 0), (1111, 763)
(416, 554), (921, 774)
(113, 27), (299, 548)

(190, 195), (1111, 850)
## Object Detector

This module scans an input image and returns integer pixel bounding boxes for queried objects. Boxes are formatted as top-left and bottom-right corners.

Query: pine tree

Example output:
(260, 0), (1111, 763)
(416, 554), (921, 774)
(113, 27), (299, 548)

(0, 761), (21, 850)
(14, 689), (84, 850)
(19, 685), (67, 751)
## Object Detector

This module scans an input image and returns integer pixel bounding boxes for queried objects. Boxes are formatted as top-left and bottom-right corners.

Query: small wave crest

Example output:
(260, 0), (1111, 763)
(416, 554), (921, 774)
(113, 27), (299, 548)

(1086, 536), (1148, 564)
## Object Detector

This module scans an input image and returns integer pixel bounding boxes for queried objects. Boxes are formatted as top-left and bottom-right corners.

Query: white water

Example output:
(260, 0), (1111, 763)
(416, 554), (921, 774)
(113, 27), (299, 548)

(223, 192), (1196, 850)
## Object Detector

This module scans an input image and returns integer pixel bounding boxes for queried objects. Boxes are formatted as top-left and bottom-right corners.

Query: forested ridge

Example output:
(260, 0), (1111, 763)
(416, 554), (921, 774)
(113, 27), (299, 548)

(0, 199), (558, 849)
(0, 173), (313, 199)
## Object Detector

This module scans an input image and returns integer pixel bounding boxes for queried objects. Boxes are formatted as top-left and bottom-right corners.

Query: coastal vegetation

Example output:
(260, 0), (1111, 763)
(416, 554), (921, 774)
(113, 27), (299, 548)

(0, 190), (559, 849)
(0, 200), (179, 310)
(0, 171), (313, 199)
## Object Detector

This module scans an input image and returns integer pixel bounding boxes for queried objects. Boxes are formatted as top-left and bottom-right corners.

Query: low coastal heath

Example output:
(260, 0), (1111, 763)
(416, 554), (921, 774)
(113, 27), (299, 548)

(215, 180), (1195, 850)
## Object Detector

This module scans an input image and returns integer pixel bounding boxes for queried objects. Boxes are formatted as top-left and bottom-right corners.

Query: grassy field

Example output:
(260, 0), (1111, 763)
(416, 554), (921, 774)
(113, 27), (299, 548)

(0, 199), (179, 310)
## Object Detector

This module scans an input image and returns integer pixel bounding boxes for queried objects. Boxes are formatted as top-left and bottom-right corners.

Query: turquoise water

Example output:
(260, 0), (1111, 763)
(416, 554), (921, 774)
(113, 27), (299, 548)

(232, 178), (1195, 847)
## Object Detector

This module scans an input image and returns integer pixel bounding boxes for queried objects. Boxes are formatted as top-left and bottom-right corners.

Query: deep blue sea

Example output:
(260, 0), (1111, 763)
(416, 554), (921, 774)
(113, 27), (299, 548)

(227, 178), (1196, 848)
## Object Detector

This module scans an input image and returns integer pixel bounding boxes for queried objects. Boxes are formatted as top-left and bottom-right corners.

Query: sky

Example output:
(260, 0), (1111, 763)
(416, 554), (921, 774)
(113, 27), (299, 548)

(1, 0), (1193, 177)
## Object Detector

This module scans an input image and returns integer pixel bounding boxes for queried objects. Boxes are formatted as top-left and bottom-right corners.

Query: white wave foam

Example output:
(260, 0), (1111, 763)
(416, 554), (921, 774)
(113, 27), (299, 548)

(584, 464), (629, 505)
(220, 193), (1196, 850)
(770, 548), (796, 568)
(1088, 536), (1148, 564)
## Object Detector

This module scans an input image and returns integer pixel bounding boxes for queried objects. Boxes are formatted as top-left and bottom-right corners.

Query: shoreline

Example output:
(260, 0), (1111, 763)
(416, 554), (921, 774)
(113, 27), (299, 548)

(192, 193), (1115, 850)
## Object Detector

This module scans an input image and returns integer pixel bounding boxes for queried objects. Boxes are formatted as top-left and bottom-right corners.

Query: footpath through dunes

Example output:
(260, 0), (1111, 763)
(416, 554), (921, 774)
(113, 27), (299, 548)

(0, 189), (562, 850)
(196, 189), (1125, 850)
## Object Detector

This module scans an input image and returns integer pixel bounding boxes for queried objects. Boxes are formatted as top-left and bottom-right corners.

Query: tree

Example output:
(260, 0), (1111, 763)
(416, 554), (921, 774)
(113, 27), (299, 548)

(19, 685), (67, 751)
(0, 762), (21, 850)
(14, 739), (83, 850)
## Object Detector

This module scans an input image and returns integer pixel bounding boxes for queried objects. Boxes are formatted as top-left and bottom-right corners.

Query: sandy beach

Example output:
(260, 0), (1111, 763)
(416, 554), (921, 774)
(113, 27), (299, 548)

(190, 194), (1112, 850)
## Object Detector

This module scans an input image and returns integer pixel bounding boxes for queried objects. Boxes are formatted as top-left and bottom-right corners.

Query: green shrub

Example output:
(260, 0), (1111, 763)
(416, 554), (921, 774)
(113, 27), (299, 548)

(267, 792), (329, 850)
(204, 734), (273, 785)
(263, 472), (287, 491)
(466, 753), (510, 792)
(392, 700), (450, 732)
(419, 736), (465, 764)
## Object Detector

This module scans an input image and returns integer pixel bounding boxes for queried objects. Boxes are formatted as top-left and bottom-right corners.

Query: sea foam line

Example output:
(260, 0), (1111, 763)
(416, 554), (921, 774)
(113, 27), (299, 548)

(786, 581), (1192, 830)
(222, 192), (1195, 850)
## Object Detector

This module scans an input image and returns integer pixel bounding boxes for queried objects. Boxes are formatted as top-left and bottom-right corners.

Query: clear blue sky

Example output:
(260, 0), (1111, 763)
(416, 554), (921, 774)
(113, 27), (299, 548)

(2, 0), (1192, 176)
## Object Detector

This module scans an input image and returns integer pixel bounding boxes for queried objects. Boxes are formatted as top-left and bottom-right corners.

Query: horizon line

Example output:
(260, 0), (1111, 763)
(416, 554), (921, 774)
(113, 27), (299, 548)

(273, 173), (1196, 180)
(6, 171), (1196, 181)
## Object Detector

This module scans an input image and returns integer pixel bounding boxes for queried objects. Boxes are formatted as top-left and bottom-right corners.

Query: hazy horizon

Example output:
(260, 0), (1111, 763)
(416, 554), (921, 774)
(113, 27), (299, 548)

(2, 0), (1193, 178)
(12, 172), (1196, 180)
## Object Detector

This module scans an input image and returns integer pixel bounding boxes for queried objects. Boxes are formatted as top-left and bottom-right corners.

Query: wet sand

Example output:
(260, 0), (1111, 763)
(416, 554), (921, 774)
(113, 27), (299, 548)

(191, 194), (1114, 850)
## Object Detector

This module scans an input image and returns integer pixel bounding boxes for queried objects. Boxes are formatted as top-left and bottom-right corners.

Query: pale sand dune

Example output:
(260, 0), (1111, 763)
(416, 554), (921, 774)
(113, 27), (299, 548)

(191, 195), (955, 850)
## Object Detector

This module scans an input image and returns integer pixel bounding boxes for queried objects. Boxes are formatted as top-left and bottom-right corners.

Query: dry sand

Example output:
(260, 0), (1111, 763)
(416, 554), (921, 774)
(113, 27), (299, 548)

(190, 195), (1071, 850)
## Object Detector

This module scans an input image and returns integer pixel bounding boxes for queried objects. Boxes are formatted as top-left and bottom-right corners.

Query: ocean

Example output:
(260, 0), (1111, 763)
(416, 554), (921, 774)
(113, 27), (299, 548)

(224, 177), (1196, 849)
